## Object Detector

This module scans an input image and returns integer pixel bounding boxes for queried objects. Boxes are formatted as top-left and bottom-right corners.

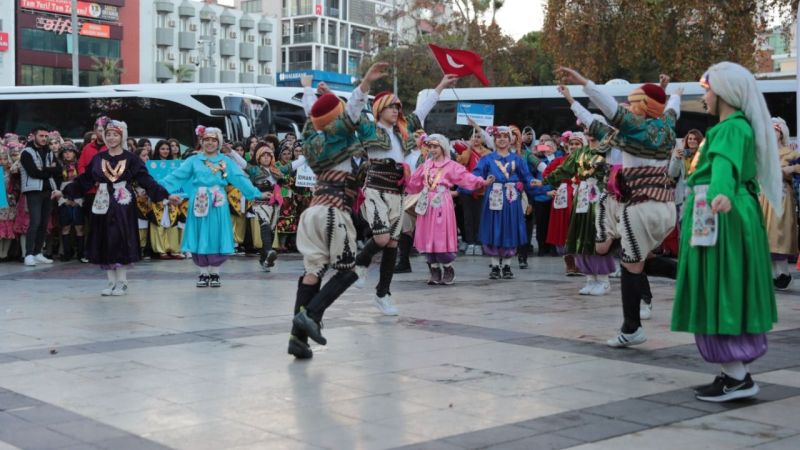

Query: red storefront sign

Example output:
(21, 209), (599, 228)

(0, 32), (9, 52)
(20, 0), (120, 22)
(36, 16), (111, 38)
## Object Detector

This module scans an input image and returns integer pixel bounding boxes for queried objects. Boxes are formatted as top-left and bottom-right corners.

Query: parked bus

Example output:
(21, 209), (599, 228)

(421, 79), (797, 140)
(0, 84), (269, 147)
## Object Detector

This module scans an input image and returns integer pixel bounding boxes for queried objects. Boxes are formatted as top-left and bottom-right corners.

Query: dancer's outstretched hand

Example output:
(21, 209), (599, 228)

(711, 194), (731, 213)
(557, 85), (574, 104)
(364, 62), (390, 83)
(168, 194), (183, 206)
(659, 74), (670, 90)
(435, 74), (459, 93)
(483, 175), (496, 186)
(557, 67), (588, 86)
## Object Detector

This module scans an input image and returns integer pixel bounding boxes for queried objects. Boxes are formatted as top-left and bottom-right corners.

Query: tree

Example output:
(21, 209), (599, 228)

(165, 64), (196, 83)
(541, 0), (800, 83)
(90, 56), (123, 85)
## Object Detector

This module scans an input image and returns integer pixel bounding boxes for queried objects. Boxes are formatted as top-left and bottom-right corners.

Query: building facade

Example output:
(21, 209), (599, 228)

(140, 0), (279, 84)
(13, 0), (134, 86)
(0, 7), (15, 86)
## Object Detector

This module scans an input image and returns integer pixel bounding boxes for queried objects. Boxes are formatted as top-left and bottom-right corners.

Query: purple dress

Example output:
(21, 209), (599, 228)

(64, 151), (169, 265)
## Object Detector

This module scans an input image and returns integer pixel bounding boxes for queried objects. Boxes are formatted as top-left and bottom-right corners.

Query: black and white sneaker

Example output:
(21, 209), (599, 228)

(196, 274), (210, 288)
(695, 373), (759, 402)
(502, 265), (514, 279)
(489, 265), (501, 280)
(209, 274), (221, 288)
(266, 250), (278, 268)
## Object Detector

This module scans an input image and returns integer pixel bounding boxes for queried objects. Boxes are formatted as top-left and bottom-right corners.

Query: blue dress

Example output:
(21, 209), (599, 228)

(473, 152), (534, 249)
(161, 153), (261, 255)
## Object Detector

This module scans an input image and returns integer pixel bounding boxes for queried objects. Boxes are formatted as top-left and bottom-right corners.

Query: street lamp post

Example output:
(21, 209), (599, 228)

(71, 0), (78, 86)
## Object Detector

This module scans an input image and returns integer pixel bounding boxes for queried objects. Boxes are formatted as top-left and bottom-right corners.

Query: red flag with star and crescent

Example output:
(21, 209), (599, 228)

(428, 44), (490, 86)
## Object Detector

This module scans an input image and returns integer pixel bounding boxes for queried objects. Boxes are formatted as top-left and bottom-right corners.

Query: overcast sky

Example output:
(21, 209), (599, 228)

(488, 0), (545, 40)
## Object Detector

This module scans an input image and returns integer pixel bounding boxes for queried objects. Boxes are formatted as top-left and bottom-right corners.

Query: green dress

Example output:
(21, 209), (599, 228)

(543, 145), (607, 255)
(671, 111), (777, 335)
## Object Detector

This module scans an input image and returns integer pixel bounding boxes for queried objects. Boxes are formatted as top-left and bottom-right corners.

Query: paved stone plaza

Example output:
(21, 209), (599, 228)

(1, 254), (800, 450)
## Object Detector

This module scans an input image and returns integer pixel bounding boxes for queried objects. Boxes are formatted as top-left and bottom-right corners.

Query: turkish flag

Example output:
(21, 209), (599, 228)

(428, 44), (490, 86)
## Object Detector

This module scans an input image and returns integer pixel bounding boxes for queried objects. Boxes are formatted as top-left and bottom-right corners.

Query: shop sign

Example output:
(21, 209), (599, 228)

(20, 0), (120, 22)
(0, 32), (9, 52)
(36, 16), (111, 39)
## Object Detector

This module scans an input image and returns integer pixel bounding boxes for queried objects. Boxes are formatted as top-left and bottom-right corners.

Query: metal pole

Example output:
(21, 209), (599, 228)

(71, 0), (79, 86)
(392, 0), (398, 94)
(789, 7), (800, 143)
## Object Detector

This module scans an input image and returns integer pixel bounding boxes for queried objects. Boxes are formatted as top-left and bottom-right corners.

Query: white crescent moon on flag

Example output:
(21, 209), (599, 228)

(446, 54), (464, 69)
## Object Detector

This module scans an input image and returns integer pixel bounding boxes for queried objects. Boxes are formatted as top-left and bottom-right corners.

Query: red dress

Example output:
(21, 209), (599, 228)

(543, 156), (573, 247)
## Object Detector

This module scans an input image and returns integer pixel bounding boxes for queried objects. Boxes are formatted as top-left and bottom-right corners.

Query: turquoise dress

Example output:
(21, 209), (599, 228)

(161, 153), (261, 255)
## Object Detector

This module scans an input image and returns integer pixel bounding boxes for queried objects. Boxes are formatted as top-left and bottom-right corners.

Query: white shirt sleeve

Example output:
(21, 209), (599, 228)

(290, 155), (307, 170)
(480, 127), (495, 151)
(346, 87), (368, 123)
(412, 89), (440, 124)
(302, 86), (316, 117)
(228, 150), (248, 169)
(537, 161), (548, 174)
(582, 81), (619, 119)
(570, 101), (595, 127)
(666, 94), (681, 119)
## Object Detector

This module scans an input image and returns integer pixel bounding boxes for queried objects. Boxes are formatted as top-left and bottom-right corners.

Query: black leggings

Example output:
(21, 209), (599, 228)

(459, 193), (482, 245)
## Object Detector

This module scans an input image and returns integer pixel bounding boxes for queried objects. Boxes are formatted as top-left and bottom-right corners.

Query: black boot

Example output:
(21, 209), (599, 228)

(376, 247), (398, 298)
(518, 253), (528, 269)
(60, 234), (74, 262)
(289, 277), (320, 358)
(355, 238), (382, 268)
(294, 271), (359, 346)
(644, 256), (677, 280)
(76, 235), (86, 262)
(259, 224), (277, 271)
(620, 267), (644, 333)
(394, 234), (413, 273)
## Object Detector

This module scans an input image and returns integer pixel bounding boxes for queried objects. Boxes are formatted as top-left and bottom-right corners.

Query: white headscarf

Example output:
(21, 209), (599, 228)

(104, 120), (129, 150)
(702, 62), (782, 216)
(772, 117), (790, 148)
(424, 133), (451, 160)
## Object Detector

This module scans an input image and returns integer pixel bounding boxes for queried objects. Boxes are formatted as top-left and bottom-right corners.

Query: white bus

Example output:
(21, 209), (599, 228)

(421, 79), (797, 139)
(0, 84), (269, 147)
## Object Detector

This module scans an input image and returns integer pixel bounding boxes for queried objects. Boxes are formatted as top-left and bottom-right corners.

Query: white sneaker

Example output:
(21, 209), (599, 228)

(474, 246), (483, 256)
(375, 294), (399, 316)
(610, 268), (621, 278)
(607, 327), (647, 348)
(640, 302), (652, 320)
(465, 244), (474, 255)
(101, 282), (115, 296)
(111, 283), (128, 296)
(579, 281), (596, 295)
(24, 255), (37, 266)
(34, 253), (53, 264)
(354, 265), (367, 289)
(589, 281), (611, 296)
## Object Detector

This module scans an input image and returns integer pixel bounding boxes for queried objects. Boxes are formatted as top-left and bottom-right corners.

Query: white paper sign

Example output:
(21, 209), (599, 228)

(295, 163), (317, 188)
(456, 102), (494, 127)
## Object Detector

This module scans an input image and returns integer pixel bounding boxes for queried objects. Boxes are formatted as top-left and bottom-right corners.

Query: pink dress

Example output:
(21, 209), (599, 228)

(406, 159), (485, 254)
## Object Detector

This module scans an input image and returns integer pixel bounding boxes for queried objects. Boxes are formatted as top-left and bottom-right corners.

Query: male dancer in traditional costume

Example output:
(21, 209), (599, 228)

(558, 68), (681, 347)
(289, 63), (389, 359)
(351, 73), (459, 315)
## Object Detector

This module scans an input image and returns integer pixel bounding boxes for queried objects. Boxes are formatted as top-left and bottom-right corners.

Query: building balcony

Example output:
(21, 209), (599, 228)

(220, 14), (236, 26)
(219, 39), (236, 56)
(240, 17), (255, 30)
(199, 67), (215, 83)
(258, 74), (273, 84)
(178, 32), (196, 50)
(178, 5), (195, 17)
(293, 32), (317, 44)
(239, 73), (255, 83)
(239, 43), (255, 60)
(178, 64), (197, 82)
(155, 1), (174, 13)
(156, 62), (172, 81)
(288, 61), (313, 71)
(258, 46), (273, 62)
(155, 28), (174, 47)
(220, 70), (237, 83)
(258, 21), (273, 33)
